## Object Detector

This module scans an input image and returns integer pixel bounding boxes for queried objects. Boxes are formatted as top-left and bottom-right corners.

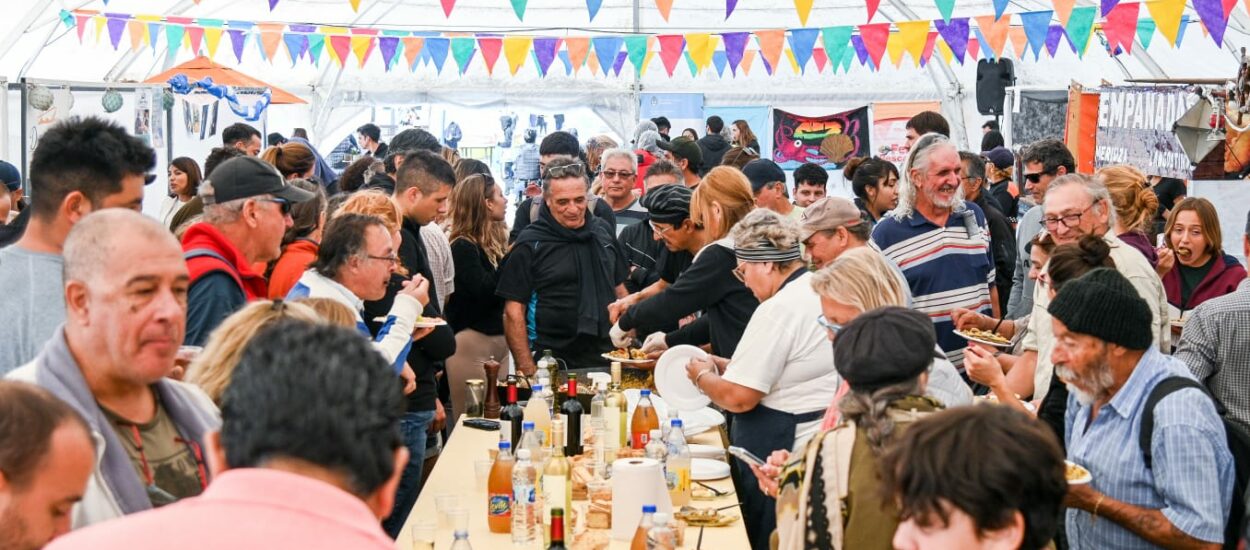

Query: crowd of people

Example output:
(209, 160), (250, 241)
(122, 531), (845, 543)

(0, 108), (1248, 550)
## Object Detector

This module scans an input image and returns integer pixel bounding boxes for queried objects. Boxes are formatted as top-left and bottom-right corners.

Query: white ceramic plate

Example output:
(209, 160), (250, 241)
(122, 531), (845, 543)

(688, 444), (725, 459)
(655, 345), (712, 411)
(691, 458), (731, 480)
(373, 316), (447, 328)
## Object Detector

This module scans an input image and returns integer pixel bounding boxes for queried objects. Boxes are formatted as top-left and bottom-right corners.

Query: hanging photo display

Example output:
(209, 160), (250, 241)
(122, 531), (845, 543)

(1094, 87), (1196, 179)
(771, 107), (870, 169)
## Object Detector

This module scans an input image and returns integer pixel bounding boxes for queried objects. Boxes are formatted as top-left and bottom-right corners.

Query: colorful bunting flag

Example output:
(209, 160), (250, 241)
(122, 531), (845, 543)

(476, 37), (500, 74)
(350, 35), (374, 67)
(935, 0), (956, 22)
(612, 50), (628, 76)
(866, 0), (881, 23)
(502, 36), (531, 75)
(1045, 24), (1067, 56)
(794, 0), (814, 26)
(755, 29), (785, 75)
(1137, 18), (1157, 49)
(857, 23), (889, 68)
(105, 16), (127, 50)
(259, 24), (284, 62)
(1147, 0), (1185, 46)
(1194, 0), (1230, 46)
(74, 13), (90, 42)
(558, 50), (572, 75)
(283, 33), (308, 64)
(533, 37), (559, 76)
(378, 36), (400, 70)
(992, 0), (1010, 20)
(426, 37), (450, 73)
(403, 37), (424, 70)
(1102, 0), (1119, 16)
(226, 28), (246, 62)
(656, 0), (674, 21)
(1177, 15), (1190, 46)
(624, 35), (649, 74)
(741, 49), (756, 75)
(813, 46), (828, 72)
(1053, 0), (1077, 24)
(1065, 5), (1096, 55)
(920, 32), (938, 65)
(1020, 11), (1052, 60)
(975, 14), (1011, 58)
(126, 19), (144, 51)
(441, 0), (456, 17)
(565, 37), (590, 72)
(726, 0), (739, 19)
(451, 37), (475, 74)
(1103, 2), (1141, 53)
(787, 28), (819, 73)
(586, 0), (603, 21)
(1008, 26), (1028, 58)
(510, 0), (528, 21)
(935, 17), (970, 63)
(204, 27), (223, 57)
(722, 32), (750, 75)
(328, 35), (350, 67)
(687, 33), (716, 71)
(657, 35), (685, 76)
(894, 20), (930, 66)
(712, 50), (728, 76)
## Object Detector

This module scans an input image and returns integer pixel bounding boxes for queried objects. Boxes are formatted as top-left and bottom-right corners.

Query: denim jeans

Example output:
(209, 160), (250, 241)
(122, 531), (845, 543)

(383, 409), (436, 538)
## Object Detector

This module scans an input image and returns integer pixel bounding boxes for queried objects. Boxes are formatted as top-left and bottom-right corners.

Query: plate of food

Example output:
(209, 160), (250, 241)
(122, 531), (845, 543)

(602, 348), (654, 365)
(1065, 460), (1091, 484)
(372, 316), (447, 328)
(675, 506), (740, 527)
(955, 327), (1012, 348)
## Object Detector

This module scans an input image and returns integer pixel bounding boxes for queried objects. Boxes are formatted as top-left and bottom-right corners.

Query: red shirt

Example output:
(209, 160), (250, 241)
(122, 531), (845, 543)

(181, 222), (268, 301)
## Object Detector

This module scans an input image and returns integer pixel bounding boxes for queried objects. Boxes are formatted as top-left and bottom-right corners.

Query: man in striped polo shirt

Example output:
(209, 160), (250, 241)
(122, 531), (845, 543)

(871, 133), (998, 370)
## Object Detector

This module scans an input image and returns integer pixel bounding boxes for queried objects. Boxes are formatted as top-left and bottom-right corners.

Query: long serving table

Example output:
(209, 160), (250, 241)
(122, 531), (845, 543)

(397, 416), (751, 549)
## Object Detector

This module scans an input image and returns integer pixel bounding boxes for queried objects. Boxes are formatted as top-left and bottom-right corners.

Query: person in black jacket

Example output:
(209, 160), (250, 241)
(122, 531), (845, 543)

(960, 152), (1017, 310)
(612, 167), (760, 358)
(371, 150), (458, 538)
(498, 159), (629, 375)
(508, 132), (616, 243)
(697, 116), (731, 176)
(444, 173), (511, 421)
(983, 146), (1018, 224)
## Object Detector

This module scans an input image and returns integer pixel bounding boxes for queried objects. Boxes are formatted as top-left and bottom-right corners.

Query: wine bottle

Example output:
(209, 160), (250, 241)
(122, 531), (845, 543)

(560, 378), (584, 456)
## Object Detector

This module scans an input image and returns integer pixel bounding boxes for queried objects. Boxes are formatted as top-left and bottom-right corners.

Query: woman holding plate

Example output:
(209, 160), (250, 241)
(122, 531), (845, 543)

(683, 209), (836, 550)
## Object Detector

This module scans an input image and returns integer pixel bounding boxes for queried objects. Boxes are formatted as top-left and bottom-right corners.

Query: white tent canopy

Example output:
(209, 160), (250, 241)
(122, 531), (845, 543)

(2, 0), (1248, 152)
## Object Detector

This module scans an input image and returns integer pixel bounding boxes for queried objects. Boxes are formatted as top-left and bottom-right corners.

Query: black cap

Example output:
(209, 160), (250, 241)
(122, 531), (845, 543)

(1048, 268), (1153, 350)
(657, 136), (703, 168)
(742, 159), (786, 193)
(202, 156), (315, 205)
(834, 307), (937, 391)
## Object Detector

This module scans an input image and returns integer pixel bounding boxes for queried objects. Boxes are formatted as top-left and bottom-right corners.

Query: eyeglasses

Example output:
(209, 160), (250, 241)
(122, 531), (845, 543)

(732, 264), (747, 282)
(816, 315), (843, 335)
(366, 254), (400, 265)
(1024, 170), (1055, 184)
(1041, 203), (1094, 230)
(602, 170), (636, 180)
(544, 162), (586, 180)
(258, 197), (292, 215)
(650, 221), (674, 236)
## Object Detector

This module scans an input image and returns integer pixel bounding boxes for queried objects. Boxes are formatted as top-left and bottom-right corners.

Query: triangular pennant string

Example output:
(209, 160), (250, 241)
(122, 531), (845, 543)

(722, 32), (750, 75)
(895, 20), (930, 66)
(857, 23), (891, 68)
(586, 0), (603, 20)
(787, 28), (819, 72)
(426, 37), (450, 73)
(533, 37), (559, 76)
(726, 0), (739, 19)
(754, 29), (786, 74)
(451, 37), (476, 74)
(1103, 2), (1141, 52)
(741, 49), (756, 75)
(282, 33), (308, 65)
(1020, 11), (1053, 60)
(712, 50), (728, 75)
(503, 36), (531, 75)
(993, 0), (1010, 19)
(623, 35), (649, 74)
(1008, 26), (1028, 58)
(975, 14), (1012, 58)
(126, 19), (144, 51)
(403, 37), (424, 69)
(1045, 24), (1067, 55)
(813, 46), (828, 71)
(935, 18), (970, 63)
(378, 36), (400, 71)
(328, 35), (351, 67)
(204, 27), (223, 57)
(1137, 18), (1157, 49)
(655, 0), (674, 21)
(226, 29), (245, 62)
(1147, 0), (1185, 45)
(186, 26), (204, 55)
(1193, 0), (1230, 45)
(687, 33), (716, 71)
(867, 0), (881, 22)
(1065, 5), (1097, 55)
(1102, 0), (1120, 16)
(510, 0), (529, 20)
(106, 16), (127, 50)
(794, 0), (814, 26)
(935, 0), (956, 22)
(565, 37), (590, 72)
(657, 35), (686, 76)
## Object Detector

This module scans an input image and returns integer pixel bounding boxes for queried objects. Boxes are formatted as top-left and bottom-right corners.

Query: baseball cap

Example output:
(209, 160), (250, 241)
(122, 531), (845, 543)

(800, 197), (864, 241)
(0, 160), (20, 191)
(657, 136), (703, 168)
(202, 156), (315, 205)
(742, 159), (786, 193)
(834, 306), (938, 392)
(981, 146), (1014, 170)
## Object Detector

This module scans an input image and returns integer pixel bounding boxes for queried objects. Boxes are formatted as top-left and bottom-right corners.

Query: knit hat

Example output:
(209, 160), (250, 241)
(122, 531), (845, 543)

(834, 307), (937, 391)
(1047, 268), (1153, 350)
(641, 184), (692, 226)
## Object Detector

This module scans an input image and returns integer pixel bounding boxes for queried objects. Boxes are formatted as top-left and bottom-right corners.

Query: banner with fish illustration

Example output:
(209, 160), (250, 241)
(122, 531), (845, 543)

(771, 107), (870, 170)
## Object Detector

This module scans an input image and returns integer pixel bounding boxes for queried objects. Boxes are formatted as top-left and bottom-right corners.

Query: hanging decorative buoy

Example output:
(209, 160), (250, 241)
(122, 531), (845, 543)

(28, 84), (54, 111)
(162, 89), (175, 111)
(102, 88), (124, 113)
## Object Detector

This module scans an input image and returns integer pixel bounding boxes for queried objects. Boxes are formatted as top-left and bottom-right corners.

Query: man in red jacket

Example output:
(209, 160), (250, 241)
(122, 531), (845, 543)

(182, 156), (314, 345)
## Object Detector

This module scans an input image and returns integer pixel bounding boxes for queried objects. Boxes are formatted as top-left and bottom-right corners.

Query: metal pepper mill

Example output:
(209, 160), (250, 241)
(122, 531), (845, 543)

(482, 356), (502, 419)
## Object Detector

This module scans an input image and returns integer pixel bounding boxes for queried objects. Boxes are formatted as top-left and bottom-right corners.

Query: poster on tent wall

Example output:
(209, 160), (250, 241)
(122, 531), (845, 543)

(1009, 90), (1068, 148)
(639, 93), (703, 144)
(772, 107), (870, 170)
(706, 106), (770, 158)
(871, 101), (941, 166)
(1095, 87), (1194, 180)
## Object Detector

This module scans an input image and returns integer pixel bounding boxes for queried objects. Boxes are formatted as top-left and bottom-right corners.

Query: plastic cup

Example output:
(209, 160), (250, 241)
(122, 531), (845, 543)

(474, 459), (493, 489)
(435, 494), (463, 531)
(409, 519), (436, 550)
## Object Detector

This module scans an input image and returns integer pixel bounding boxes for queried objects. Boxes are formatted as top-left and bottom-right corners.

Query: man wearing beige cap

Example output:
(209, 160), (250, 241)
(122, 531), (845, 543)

(800, 196), (872, 269)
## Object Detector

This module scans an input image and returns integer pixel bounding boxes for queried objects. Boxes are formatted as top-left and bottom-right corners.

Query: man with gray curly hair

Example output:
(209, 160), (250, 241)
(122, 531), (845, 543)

(181, 156), (315, 346)
(870, 133), (997, 370)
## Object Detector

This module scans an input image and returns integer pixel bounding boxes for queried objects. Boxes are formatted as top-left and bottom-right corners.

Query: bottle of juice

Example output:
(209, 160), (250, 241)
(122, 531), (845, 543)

(542, 419), (572, 544)
(630, 390), (660, 449)
(487, 441), (515, 533)
(630, 504), (656, 550)
(665, 419), (692, 507)
(525, 384), (552, 448)
(604, 362), (628, 450)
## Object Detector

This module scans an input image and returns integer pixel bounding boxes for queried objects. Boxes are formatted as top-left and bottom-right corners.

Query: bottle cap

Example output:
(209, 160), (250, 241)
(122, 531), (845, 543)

(642, 505), (657, 513)
(523, 421), (535, 429)
(640, 389), (651, 397)
(671, 419), (683, 428)
(517, 449), (531, 460)
(532, 384), (543, 392)
(499, 441), (511, 450)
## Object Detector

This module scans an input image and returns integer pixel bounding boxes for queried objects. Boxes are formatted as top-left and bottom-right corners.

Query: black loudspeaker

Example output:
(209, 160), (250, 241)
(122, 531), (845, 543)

(976, 59), (1015, 116)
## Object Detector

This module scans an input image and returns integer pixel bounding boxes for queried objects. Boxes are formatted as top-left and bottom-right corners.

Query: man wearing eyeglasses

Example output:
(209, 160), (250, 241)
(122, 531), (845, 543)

(181, 156), (315, 347)
(600, 148), (648, 236)
(9, 210), (220, 528)
(0, 116), (155, 374)
(498, 158), (630, 375)
(1008, 139), (1074, 318)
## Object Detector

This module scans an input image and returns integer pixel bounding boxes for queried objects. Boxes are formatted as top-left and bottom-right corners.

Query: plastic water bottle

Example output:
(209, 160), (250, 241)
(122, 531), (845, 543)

(512, 449), (538, 546)
(520, 421), (545, 467)
(450, 529), (474, 550)
(665, 419), (692, 507)
(630, 505), (656, 550)
(646, 512), (676, 550)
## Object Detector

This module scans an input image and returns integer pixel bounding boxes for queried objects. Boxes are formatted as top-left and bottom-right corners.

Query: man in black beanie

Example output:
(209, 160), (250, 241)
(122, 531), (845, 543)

(1050, 267), (1233, 549)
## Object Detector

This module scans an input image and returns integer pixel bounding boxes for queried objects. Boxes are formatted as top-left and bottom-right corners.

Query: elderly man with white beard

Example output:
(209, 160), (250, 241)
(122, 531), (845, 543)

(1050, 267), (1232, 550)
(871, 132), (998, 370)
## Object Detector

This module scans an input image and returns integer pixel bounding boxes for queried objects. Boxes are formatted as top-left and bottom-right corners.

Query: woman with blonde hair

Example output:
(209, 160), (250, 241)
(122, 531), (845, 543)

(185, 300), (322, 404)
(1098, 164), (1161, 266)
(444, 173), (512, 420)
(612, 166), (759, 359)
(294, 296), (359, 328)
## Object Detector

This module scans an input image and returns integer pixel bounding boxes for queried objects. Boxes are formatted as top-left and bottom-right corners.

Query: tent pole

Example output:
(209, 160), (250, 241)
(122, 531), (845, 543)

(0, 0), (56, 66)
(630, 0), (642, 127)
(882, 0), (972, 150)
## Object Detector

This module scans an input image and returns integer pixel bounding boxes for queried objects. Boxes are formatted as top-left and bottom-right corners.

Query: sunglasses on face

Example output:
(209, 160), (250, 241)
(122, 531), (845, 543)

(1024, 170), (1055, 184)
(258, 197), (292, 215)
(602, 170), (636, 180)
(544, 162), (586, 180)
